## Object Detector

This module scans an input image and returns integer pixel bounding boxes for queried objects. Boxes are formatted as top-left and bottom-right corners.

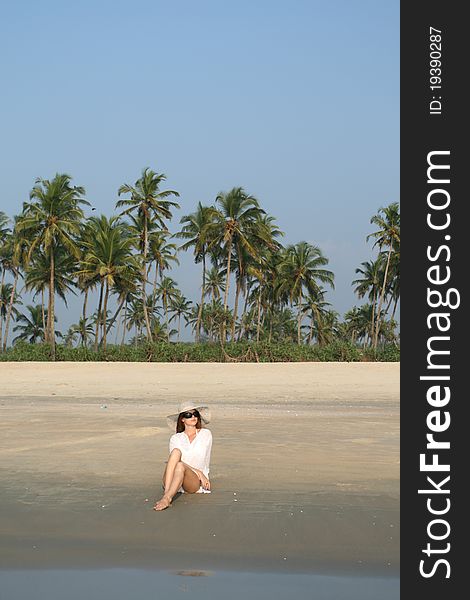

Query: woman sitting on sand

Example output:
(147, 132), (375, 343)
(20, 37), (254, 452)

(154, 401), (212, 511)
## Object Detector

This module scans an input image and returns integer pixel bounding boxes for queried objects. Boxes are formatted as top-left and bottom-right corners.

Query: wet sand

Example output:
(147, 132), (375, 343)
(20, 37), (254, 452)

(0, 569), (400, 600)
(0, 362), (399, 574)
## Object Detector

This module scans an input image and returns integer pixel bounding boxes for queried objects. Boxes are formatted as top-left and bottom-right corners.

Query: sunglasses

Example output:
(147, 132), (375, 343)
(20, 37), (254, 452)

(181, 410), (200, 419)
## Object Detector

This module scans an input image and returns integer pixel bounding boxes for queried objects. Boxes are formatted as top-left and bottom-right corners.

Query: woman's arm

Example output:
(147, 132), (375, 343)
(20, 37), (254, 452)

(181, 461), (211, 490)
(203, 430), (212, 473)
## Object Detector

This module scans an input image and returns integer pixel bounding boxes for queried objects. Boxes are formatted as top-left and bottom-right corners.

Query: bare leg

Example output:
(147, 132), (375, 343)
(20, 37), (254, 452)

(163, 448), (182, 492)
(153, 449), (182, 510)
(154, 458), (200, 511)
(154, 463), (184, 510)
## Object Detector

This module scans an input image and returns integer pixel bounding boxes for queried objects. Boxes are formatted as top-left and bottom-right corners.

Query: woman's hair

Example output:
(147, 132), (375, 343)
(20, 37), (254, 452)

(176, 411), (202, 433)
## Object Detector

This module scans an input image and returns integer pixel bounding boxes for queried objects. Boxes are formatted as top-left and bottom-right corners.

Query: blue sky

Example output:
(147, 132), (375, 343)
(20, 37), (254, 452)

(0, 0), (399, 339)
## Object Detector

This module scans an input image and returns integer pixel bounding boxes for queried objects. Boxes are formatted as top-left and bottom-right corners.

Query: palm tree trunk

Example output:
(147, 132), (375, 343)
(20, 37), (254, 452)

(256, 292), (262, 342)
(105, 296), (125, 337)
(82, 287), (89, 322)
(178, 315), (181, 342)
(384, 293), (394, 316)
(94, 280), (104, 352)
(151, 264), (158, 313)
(41, 289), (47, 342)
(390, 295), (399, 343)
(0, 269), (5, 350)
(196, 253), (206, 343)
(164, 297), (169, 342)
(2, 268), (18, 352)
(238, 284), (250, 341)
(308, 316), (314, 345)
(391, 296), (399, 321)
(115, 311), (121, 345)
(115, 312), (120, 344)
(297, 290), (303, 345)
(223, 238), (232, 310)
(121, 301), (127, 346)
(373, 246), (392, 350)
(102, 280), (110, 351)
(49, 250), (56, 359)
(231, 278), (241, 341)
(222, 238), (233, 343)
(370, 289), (377, 347)
(142, 219), (153, 342)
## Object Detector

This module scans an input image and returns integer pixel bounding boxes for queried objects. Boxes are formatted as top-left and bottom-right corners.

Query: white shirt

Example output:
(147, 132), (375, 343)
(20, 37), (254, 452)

(169, 428), (212, 478)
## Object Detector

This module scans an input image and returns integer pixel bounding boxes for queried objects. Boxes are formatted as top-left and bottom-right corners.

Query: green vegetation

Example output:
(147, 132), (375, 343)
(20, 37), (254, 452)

(0, 169), (400, 361)
(0, 340), (399, 363)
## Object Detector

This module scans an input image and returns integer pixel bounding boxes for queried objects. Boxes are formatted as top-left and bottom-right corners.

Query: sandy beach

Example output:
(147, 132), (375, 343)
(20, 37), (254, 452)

(0, 362), (399, 574)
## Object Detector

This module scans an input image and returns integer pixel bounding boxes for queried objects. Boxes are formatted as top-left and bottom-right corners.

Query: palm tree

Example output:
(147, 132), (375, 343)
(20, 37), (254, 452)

(89, 309), (112, 343)
(77, 220), (101, 325)
(314, 309), (339, 347)
(126, 296), (148, 346)
(0, 211), (9, 239)
(0, 212), (10, 281)
(235, 306), (256, 341)
(13, 304), (58, 344)
(177, 203), (219, 342)
(117, 168), (180, 342)
(204, 266), (225, 302)
(367, 203), (400, 349)
(169, 292), (192, 341)
(0, 222), (13, 349)
(17, 174), (88, 358)
(247, 249), (284, 343)
(64, 326), (79, 348)
(212, 188), (265, 341)
(352, 258), (383, 346)
(231, 214), (282, 340)
(387, 250), (400, 322)
(23, 249), (77, 336)
(77, 215), (139, 351)
(1, 217), (29, 352)
(343, 307), (361, 345)
(105, 270), (140, 344)
(67, 317), (94, 348)
(278, 242), (335, 344)
(0, 283), (22, 349)
(0, 216), (12, 348)
(151, 318), (177, 342)
(246, 262), (267, 342)
(344, 305), (374, 347)
(156, 276), (179, 341)
(278, 308), (300, 343)
(301, 288), (331, 345)
(0, 211), (10, 288)
(201, 299), (233, 343)
(127, 214), (179, 309)
(147, 229), (179, 308)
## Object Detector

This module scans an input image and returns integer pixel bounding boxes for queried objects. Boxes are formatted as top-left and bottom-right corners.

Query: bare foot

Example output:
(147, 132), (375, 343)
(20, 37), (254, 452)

(153, 496), (172, 511)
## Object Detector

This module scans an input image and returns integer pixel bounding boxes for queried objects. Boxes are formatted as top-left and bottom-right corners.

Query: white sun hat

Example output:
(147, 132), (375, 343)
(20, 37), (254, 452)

(166, 401), (211, 429)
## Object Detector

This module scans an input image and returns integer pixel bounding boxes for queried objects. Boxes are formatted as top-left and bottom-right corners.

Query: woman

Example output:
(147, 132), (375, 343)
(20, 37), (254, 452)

(154, 401), (212, 511)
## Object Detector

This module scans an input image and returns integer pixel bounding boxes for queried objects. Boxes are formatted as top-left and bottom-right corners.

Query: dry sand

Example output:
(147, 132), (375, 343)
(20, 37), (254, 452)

(0, 362), (399, 574)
